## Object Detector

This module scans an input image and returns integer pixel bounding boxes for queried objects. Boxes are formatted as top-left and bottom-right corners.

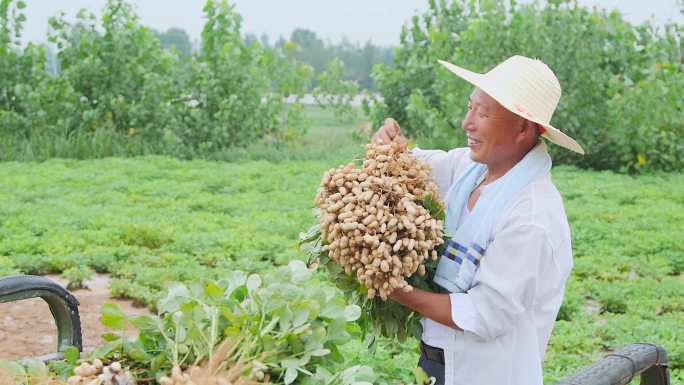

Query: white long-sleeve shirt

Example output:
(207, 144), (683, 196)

(413, 146), (573, 385)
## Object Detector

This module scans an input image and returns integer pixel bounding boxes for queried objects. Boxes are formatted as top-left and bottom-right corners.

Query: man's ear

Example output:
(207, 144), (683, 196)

(513, 117), (528, 133)
(515, 118), (539, 146)
(519, 118), (537, 136)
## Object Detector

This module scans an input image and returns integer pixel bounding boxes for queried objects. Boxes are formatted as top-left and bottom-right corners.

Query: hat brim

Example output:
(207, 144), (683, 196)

(438, 59), (585, 155)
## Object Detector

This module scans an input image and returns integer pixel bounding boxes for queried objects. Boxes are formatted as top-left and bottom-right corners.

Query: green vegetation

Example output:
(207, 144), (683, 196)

(93, 263), (371, 384)
(264, 28), (393, 91)
(0, 0), (357, 161)
(1, 107), (682, 382)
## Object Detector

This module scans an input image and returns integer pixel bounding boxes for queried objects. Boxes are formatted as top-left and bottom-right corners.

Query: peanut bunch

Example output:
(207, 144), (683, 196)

(315, 139), (445, 301)
(158, 365), (194, 385)
(67, 360), (134, 385)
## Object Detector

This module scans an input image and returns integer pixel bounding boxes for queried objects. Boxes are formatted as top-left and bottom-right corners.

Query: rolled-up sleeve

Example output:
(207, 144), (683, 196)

(449, 223), (552, 341)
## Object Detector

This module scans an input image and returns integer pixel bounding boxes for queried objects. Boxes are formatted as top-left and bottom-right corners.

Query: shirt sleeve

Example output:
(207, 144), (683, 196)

(449, 223), (552, 341)
(412, 147), (471, 197)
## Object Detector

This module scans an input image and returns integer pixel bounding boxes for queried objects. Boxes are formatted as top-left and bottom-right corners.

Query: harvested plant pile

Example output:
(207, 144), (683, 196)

(302, 139), (447, 343)
(67, 360), (134, 385)
(314, 139), (445, 300)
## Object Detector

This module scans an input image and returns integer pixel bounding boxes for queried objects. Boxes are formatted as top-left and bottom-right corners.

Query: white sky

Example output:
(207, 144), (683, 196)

(19, 0), (684, 47)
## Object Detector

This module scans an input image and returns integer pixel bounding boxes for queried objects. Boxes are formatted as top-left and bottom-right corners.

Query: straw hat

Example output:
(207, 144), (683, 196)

(438, 55), (584, 154)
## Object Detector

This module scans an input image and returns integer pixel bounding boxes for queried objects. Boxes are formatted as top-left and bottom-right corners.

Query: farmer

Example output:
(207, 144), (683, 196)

(371, 55), (583, 385)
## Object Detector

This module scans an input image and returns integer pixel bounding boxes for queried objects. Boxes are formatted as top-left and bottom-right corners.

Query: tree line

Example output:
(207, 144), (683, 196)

(42, 23), (392, 91)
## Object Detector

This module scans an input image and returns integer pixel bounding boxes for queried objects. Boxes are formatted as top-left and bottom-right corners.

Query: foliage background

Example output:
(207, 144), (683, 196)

(1, 0), (357, 160)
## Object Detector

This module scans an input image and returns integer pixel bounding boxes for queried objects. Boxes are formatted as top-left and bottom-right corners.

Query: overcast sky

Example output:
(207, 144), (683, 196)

(20, 0), (684, 47)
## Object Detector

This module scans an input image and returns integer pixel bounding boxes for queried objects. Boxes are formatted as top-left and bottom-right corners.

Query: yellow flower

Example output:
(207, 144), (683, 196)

(128, 127), (136, 137)
(636, 154), (647, 166)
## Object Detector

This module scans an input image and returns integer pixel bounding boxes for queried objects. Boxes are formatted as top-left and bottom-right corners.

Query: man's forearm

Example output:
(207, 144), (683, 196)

(390, 287), (463, 331)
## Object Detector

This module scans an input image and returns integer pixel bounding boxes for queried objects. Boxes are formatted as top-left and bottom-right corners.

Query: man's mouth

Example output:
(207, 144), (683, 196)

(467, 137), (481, 146)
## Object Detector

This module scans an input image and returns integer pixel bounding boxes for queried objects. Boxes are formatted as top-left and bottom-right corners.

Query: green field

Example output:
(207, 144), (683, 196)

(1, 109), (682, 383)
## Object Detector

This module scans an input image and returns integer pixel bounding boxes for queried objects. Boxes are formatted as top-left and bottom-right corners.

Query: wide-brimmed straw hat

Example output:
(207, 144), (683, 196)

(438, 55), (584, 154)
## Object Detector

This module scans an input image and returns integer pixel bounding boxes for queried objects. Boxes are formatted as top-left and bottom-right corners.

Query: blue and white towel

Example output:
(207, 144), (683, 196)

(433, 141), (552, 293)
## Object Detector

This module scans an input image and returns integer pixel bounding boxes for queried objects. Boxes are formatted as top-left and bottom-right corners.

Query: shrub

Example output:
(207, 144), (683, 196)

(0, 256), (19, 276)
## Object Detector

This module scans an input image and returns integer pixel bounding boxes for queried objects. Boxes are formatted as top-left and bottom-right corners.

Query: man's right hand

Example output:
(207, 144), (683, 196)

(371, 118), (406, 145)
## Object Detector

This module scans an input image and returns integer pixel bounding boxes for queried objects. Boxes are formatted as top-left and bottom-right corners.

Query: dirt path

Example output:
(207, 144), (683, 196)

(0, 274), (148, 360)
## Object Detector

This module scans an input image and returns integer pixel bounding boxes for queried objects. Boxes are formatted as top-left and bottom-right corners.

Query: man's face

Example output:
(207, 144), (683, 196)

(461, 87), (522, 168)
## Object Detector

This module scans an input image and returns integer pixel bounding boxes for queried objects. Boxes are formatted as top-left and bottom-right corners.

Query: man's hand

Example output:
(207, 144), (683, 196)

(371, 118), (406, 145)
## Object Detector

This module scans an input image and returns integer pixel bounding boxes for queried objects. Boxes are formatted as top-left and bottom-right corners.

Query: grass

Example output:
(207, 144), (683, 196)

(0, 105), (370, 164)
(0, 107), (682, 383)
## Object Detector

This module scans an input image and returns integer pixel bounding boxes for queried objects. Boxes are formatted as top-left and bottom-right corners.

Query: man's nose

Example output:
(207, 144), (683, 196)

(462, 112), (474, 131)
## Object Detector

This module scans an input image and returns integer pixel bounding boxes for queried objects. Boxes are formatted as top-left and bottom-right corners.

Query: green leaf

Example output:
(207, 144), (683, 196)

(292, 307), (310, 327)
(305, 326), (326, 349)
(326, 319), (350, 345)
(262, 334), (276, 351)
(157, 283), (190, 314)
(230, 285), (248, 302)
(246, 273), (262, 290)
(415, 366), (429, 385)
(88, 341), (120, 359)
(16, 1), (26, 9)
(286, 334), (304, 354)
(284, 366), (298, 385)
(362, 333), (377, 354)
(278, 306), (293, 331)
(129, 314), (161, 333)
(343, 304), (361, 321)
(327, 260), (344, 275)
(345, 322), (361, 334)
(410, 318), (424, 339)
(289, 260), (312, 283)
(124, 340), (152, 362)
(101, 302), (127, 330)
(384, 318), (399, 336)
(205, 280), (224, 300)
(0, 360), (25, 377)
(319, 298), (345, 319)
(309, 348), (330, 356)
(423, 194), (433, 208)
(297, 223), (321, 245)
(64, 346), (79, 365)
(422, 194), (445, 220)
(320, 254), (330, 265)
(150, 354), (168, 375)
(100, 332), (121, 342)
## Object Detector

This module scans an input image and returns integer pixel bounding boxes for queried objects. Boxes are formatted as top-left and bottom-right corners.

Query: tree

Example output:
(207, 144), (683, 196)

(289, 28), (329, 73)
(156, 27), (192, 58)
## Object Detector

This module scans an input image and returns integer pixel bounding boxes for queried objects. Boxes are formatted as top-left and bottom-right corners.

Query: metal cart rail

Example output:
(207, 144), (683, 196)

(0, 275), (83, 361)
